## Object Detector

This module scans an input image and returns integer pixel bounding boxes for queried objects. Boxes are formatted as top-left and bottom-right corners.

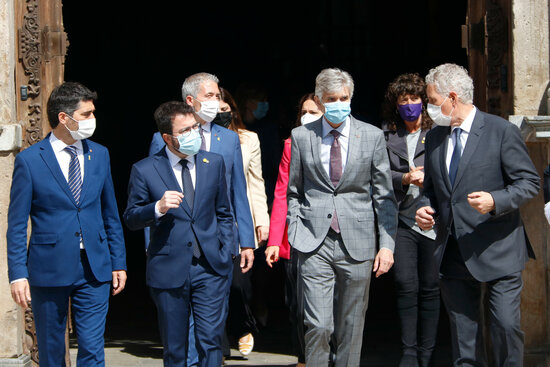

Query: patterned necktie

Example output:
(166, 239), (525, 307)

(65, 146), (82, 205)
(181, 159), (201, 258)
(329, 130), (341, 233)
(199, 127), (206, 151)
(449, 128), (463, 186)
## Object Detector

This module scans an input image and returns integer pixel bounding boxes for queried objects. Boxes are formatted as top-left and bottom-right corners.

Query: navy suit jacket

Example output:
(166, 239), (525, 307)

(7, 134), (127, 287)
(423, 110), (540, 282)
(149, 125), (254, 255)
(123, 149), (234, 289)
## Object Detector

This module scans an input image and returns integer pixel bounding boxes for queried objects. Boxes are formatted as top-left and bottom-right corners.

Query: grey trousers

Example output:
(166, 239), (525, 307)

(297, 230), (373, 367)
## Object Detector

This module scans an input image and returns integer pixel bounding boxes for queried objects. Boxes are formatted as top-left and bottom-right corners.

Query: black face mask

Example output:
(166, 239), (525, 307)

(212, 112), (233, 128)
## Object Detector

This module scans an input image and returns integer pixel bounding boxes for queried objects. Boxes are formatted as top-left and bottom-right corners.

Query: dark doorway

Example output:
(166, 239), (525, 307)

(63, 1), (466, 365)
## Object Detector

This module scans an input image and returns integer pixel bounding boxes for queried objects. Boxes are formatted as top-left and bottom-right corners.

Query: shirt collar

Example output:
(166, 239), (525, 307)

(165, 146), (195, 168)
(322, 115), (350, 138)
(201, 121), (212, 133)
(49, 132), (83, 153)
(452, 106), (476, 134)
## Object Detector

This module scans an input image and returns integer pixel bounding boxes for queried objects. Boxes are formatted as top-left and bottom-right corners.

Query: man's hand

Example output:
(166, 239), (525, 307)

(416, 206), (436, 230)
(467, 191), (495, 215)
(256, 226), (269, 243)
(112, 270), (127, 296)
(240, 248), (254, 273)
(11, 280), (31, 309)
(373, 248), (394, 278)
(265, 246), (280, 268)
(157, 191), (184, 214)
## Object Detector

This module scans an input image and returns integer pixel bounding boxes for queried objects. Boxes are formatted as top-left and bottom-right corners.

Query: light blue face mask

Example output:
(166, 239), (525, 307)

(324, 101), (351, 124)
(253, 101), (269, 120)
(174, 128), (201, 156)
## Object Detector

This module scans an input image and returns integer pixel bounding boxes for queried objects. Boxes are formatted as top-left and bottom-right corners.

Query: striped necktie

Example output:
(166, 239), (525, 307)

(65, 146), (82, 205)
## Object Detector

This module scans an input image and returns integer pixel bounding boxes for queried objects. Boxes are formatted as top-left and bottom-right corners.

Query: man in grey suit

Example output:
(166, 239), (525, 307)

(287, 68), (398, 367)
(416, 63), (540, 367)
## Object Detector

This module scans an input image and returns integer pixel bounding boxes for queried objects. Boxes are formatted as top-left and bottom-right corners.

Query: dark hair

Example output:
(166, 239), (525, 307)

(154, 101), (194, 135)
(47, 82), (97, 128)
(294, 92), (317, 129)
(220, 87), (245, 133)
(382, 73), (432, 131)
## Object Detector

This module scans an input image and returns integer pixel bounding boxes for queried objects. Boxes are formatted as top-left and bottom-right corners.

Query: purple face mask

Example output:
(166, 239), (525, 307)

(397, 102), (423, 122)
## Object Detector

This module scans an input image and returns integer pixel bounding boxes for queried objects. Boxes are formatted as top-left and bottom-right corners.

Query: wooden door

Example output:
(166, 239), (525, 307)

(15, 0), (69, 365)
(463, 0), (512, 117)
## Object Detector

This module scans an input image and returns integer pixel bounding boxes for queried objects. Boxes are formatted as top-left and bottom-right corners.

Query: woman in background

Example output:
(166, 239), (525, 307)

(382, 73), (439, 367)
(213, 87), (270, 357)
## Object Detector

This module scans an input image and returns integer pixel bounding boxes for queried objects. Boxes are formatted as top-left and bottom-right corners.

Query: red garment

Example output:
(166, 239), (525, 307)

(267, 138), (291, 259)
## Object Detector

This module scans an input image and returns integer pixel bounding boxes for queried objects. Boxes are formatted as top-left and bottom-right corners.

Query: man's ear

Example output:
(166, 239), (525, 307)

(57, 111), (68, 126)
(161, 133), (172, 146)
(314, 95), (325, 112)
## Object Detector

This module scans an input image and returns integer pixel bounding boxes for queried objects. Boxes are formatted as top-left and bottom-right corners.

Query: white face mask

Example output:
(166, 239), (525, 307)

(300, 113), (321, 125)
(65, 115), (96, 140)
(427, 97), (454, 127)
(195, 99), (219, 123)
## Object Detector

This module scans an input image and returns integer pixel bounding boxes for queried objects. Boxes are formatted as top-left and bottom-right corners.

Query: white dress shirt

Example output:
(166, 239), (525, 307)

(445, 106), (477, 172)
(155, 147), (196, 218)
(321, 116), (350, 178)
(200, 121), (212, 152)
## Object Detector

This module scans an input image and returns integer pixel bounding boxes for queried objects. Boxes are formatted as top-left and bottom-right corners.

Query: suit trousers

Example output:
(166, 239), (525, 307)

(31, 250), (110, 367)
(440, 238), (524, 367)
(150, 256), (230, 367)
(298, 229), (373, 367)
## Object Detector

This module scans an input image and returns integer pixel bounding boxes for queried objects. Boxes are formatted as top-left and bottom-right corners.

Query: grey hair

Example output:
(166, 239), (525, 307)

(425, 63), (474, 104)
(181, 72), (220, 99)
(315, 68), (355, 100)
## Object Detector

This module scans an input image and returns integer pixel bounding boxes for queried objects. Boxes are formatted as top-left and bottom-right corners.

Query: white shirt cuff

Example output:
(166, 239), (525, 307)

(544, 202), (550, 225)
(10, 278), (27, 284)
(155, 201), (166, 219)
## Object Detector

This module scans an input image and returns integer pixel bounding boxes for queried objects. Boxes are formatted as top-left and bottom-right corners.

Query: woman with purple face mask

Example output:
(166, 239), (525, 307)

(382, 73), (439, 367)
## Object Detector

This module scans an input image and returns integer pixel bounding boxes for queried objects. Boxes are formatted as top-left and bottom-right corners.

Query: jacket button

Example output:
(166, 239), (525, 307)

(74, 232), (80, 237)
(192, 220), (195, 224)
(333, 192), (337, 196)
(77, 208), (81, 212)
(327, 214), (332, 218)
(187, 242), (192, 247)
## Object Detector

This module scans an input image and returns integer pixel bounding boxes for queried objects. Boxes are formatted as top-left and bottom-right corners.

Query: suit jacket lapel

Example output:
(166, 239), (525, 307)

(310, 122), (332, 187)
(209, 123), (221, 154)
(337, 117), (359, 188)
(39, 135), (78, 206)
(452, 110), (484, 190)
(153, 150), (192, 216)
(79, 140), (92, 204)
(193, 152), (208, 216)
(439, 127), (453, 192)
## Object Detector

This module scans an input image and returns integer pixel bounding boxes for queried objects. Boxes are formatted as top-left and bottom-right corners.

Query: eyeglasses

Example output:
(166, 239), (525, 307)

(172, 122), (201, 138)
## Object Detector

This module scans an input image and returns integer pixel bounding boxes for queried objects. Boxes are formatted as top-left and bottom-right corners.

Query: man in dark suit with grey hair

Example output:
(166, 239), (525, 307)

(416, 63), (540, 367)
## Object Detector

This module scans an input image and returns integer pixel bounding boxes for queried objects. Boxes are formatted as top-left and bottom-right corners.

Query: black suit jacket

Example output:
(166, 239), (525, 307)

(423, 109), (540, 282)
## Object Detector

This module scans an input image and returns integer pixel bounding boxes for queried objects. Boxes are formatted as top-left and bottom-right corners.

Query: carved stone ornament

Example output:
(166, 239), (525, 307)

(18, 0), (42, 147)
(23, 307), (39, 365)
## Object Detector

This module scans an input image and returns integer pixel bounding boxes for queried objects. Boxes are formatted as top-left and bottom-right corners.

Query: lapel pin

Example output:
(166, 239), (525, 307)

(88, 155), (91, 160)
(217, 137), (220, 141)
(203, 158), (209, 163)
(422, 137), (425, 144)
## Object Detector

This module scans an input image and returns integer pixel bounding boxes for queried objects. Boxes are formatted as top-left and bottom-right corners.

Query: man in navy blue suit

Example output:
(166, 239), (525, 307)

(124, 102), (235, 366)
(7, 82), (127, 367)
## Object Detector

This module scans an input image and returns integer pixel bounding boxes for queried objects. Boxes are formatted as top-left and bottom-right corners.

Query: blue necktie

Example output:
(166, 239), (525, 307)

(181, 159), (201, 258)
(65, 146), (82, 205)
(449, 128), (462, 186)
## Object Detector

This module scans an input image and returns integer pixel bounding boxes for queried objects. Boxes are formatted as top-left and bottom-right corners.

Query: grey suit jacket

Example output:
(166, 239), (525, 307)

(287, 116), (398, 261)
(423, 110), (540, 282)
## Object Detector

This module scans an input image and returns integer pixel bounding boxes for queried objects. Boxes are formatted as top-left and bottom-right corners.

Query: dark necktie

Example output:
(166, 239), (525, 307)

(329, 130), (342, 233)
(199, 127), (206, 151)
(449, 128), (462, 186)
(180, 159), (201, 258)
(65, 146), (82, 205)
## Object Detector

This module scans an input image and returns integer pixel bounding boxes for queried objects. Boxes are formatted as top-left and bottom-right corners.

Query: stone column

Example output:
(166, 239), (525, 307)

(0, 1), (28, 366)
(510, 0), (550, 363)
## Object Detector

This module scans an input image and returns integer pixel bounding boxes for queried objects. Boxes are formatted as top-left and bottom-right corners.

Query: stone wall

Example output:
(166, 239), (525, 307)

(0, 0), (23, 359)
